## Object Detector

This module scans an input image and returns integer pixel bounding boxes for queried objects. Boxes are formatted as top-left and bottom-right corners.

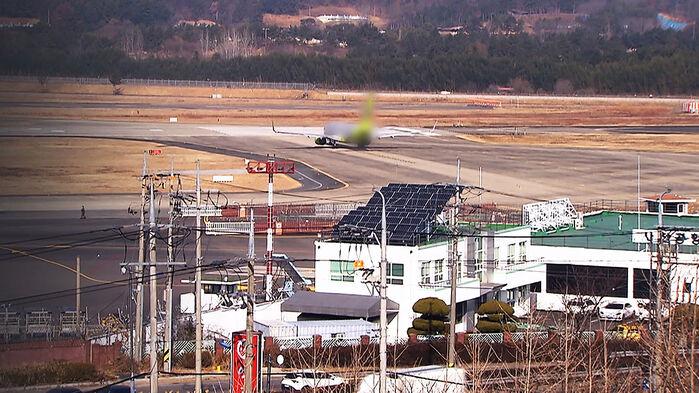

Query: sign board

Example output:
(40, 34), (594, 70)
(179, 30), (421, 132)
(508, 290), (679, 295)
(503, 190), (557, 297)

(245, 160), (295, 174)
(213, 175), (235, 183)
(231, 332), (263, 393)
(632, 229), (699, 245)
(148, 149), (163, 156)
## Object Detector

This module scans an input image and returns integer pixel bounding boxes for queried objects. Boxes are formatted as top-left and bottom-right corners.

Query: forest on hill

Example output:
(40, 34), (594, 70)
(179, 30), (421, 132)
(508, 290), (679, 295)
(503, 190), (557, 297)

(1, 0), (698, 94)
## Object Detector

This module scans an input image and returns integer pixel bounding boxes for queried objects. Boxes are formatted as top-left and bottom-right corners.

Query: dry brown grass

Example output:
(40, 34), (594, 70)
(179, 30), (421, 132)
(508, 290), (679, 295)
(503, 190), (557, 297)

(1, 81), (698, 127)
(458, 132), (699, 153)
(0, 137), (300, 195)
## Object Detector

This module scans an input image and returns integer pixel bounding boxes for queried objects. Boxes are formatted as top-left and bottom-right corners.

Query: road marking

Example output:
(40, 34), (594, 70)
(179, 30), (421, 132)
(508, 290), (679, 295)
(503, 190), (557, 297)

(294, 169), (324, 190)
(149, 128), (164, 132)
(50, 129), (65, 133)
(0, 245), (111, 283)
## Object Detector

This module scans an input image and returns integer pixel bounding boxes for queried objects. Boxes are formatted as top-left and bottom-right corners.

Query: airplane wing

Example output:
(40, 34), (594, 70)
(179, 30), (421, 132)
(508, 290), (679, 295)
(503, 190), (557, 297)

(375, 123), (440, 139)
(271, 123), (326, 138)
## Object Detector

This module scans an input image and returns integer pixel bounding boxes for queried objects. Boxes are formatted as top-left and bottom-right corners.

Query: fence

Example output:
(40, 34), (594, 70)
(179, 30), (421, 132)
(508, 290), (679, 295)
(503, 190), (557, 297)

(269, 330), (621, 350)
(0, 75), (314, 91)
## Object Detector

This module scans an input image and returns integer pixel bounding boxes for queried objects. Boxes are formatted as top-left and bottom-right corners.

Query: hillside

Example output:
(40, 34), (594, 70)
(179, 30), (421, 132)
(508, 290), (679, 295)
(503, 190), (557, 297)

(0, 0), (698, 95)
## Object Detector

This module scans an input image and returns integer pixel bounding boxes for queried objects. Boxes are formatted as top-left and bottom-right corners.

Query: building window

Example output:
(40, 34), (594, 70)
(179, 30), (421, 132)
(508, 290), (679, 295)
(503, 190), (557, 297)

(518, 241), (527, 262)
(684, 280), (692, 294)
(435, 259), (444, 283)
(421, 261), (431, 284)
(388, 263), (404, 285)
(494, 247), (500, 264)
(330, 260), (355, 282)
(507, 244), (516, 264)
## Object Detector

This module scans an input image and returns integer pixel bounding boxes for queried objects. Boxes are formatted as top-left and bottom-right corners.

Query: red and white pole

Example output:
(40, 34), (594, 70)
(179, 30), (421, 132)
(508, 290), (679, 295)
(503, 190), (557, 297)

(265, 155), (274, 301)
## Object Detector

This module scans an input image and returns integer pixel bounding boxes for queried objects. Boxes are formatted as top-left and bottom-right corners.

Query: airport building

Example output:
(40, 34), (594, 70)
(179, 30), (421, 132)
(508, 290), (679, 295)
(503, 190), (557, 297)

(531, 208), (699, 309)
(311, 183), (542, 339)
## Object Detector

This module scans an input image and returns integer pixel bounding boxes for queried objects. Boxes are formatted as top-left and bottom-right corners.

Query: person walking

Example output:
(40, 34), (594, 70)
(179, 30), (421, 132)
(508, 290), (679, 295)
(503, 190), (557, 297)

(80, 205), (86, 219)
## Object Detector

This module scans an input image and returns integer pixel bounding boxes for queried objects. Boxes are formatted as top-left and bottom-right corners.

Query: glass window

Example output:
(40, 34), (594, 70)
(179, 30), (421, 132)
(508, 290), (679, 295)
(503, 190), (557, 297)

(518, 241), (527, 262)
(330, 260), (355, 282)
(494, 247), (500, 263)
(388, 263), (404, 285)
(421, 261), (431, 284)
(507, 244), (516, 264)
(435, 259), (444, 282)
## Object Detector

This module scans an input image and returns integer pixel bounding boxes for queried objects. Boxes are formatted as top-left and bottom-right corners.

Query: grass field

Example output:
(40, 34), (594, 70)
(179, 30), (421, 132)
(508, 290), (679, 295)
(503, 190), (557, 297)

(0, 137), (300, 195)
(458, 132), (699, 153)
(0, 81), (697, 127)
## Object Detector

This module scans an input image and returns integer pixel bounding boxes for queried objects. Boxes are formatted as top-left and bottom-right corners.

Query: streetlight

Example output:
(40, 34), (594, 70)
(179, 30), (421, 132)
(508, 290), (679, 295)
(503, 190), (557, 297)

(657, 187), (672, 227)
(374, 188), (388, 393)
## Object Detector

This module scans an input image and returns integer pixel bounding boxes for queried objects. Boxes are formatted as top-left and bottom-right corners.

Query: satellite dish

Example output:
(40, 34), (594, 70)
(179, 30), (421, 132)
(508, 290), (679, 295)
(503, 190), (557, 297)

(276, 354), (284, 366)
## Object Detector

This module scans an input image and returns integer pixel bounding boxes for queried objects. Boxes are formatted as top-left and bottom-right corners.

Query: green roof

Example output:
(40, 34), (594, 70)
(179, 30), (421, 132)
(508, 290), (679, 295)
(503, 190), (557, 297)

(531, 211), (699, 251)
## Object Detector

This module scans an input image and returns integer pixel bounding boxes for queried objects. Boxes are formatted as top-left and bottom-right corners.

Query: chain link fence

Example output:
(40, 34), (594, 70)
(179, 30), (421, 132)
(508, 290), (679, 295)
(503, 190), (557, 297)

(0, 75), (315, 90)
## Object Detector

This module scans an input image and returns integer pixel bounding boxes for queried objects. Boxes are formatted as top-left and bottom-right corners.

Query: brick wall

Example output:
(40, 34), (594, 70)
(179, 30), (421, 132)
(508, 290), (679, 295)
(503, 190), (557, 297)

(0, 339), (122, 369)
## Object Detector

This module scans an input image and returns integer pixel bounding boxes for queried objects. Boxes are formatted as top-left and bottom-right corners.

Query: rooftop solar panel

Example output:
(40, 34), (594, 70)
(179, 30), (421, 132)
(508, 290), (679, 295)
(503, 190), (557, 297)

(333, 183), (460, 246)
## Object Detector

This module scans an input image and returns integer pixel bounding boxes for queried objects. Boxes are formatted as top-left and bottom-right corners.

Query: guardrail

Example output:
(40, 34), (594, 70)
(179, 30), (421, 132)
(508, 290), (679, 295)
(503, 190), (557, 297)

(0, 75), (315, 90)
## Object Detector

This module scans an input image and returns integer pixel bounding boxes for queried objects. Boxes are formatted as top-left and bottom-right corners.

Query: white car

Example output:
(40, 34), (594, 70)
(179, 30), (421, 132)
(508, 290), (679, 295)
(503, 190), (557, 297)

(598, 302), (635, 321)
(281, 370), (346, 392)
(567, 298), (597, 315)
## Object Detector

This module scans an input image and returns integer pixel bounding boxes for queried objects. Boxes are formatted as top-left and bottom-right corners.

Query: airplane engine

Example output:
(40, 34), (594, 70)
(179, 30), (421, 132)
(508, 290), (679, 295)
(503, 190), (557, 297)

(314, 137), (327, 145)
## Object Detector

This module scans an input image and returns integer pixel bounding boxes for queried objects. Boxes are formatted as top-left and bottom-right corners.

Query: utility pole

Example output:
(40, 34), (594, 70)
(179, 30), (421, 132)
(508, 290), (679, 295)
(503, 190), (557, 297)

(375, 189), (388, 393)
(135, 152), (147, 361)
(245, 211), (255, 393)
(651, 188), (671, 393)
(447, 158), (461, 367)
(195, 160), (203, 393)
(164, 166), (175, 373)
(76, 256), (81, 335)
(148, 176), (158, 393)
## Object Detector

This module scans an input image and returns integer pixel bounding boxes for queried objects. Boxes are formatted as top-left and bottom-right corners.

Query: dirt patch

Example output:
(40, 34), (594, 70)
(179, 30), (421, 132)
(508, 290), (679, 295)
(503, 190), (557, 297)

(458, 132), (699, 153)
(0, 137), (300, 195)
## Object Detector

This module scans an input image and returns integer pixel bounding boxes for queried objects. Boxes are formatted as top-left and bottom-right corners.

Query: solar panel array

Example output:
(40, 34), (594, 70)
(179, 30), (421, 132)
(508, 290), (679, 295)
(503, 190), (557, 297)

(333, 183), (459, 246)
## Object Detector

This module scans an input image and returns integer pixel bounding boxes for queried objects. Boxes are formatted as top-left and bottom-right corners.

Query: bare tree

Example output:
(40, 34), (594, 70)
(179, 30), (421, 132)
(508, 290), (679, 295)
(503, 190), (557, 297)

(217, 28), (256, 59)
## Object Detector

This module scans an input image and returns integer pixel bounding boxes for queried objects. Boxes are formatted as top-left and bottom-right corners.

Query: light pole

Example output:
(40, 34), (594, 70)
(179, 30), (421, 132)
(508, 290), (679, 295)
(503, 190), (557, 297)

(375, 188), (388, 393)
(657, 188), (671, 228)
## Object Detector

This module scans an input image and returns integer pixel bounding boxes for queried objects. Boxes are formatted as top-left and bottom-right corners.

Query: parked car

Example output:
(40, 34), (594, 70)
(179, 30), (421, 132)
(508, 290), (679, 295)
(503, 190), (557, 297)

(598, 302), (635, 321)
(567, 298), (597, 315)
(281, 370), (346, 392)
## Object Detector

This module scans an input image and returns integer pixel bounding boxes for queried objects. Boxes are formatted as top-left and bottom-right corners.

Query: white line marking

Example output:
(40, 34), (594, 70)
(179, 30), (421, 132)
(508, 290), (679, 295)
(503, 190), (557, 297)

(295, 169), (324, 190)
(50, 130), (65, 133)
(149, 128), (164, 132)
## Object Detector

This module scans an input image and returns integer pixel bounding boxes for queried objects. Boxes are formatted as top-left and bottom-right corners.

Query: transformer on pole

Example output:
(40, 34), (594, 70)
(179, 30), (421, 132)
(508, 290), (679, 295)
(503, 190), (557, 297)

(246, 155), (295, 300)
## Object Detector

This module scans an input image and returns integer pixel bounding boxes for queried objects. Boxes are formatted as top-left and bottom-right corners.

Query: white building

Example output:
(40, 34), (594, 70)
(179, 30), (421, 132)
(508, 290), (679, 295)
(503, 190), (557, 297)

(312, 184), (543, 340)
(530, 210), (699, 310)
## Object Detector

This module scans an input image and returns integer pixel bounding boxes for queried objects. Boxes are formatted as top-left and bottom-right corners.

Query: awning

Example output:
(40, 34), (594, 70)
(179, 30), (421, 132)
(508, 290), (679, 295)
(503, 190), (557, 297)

(480, 282), (506, 296)
(281, 291), (399, 319)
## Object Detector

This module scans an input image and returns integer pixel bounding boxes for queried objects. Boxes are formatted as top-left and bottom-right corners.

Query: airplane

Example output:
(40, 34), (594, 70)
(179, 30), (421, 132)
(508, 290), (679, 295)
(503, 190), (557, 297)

(271, 99), (438, 148)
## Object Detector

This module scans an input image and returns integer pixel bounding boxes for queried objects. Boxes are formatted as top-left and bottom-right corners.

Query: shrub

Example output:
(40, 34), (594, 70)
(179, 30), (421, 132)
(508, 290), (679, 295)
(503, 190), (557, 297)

(176, 351), (213, 369)
(0, 362), (104, 388)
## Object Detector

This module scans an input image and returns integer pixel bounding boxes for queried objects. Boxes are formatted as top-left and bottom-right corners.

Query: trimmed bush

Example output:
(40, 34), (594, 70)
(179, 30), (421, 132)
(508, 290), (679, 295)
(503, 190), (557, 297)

(477, 300), (514, 316)
(413, 297), (450, 316)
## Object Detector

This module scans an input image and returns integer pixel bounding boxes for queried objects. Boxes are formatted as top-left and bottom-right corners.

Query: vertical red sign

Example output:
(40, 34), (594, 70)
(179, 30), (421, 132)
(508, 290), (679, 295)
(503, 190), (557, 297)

(231, 332), (262, 393)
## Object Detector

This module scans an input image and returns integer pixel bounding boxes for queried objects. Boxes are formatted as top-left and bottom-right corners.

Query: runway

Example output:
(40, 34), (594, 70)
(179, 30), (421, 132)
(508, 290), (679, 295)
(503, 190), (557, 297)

(1, 117), (697, 320)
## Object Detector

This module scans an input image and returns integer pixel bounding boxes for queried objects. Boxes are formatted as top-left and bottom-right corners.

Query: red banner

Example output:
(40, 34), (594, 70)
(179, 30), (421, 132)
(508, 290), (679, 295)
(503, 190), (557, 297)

(231, 332), (262, 393)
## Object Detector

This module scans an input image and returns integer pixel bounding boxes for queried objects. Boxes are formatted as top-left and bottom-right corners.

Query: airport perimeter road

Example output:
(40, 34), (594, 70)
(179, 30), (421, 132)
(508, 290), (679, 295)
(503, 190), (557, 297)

(0, 209), (316, 318)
